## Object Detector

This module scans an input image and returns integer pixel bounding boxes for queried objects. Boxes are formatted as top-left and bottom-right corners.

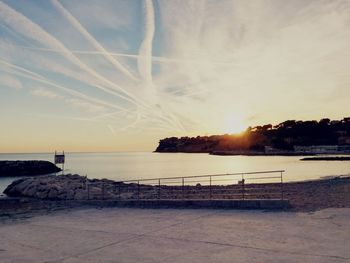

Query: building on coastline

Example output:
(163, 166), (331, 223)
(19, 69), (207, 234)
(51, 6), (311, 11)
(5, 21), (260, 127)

(338, 145), (350, 152)
(338, 136), (350, 145)
(264, 146), (292, 154)
(294, 145), (350, 154)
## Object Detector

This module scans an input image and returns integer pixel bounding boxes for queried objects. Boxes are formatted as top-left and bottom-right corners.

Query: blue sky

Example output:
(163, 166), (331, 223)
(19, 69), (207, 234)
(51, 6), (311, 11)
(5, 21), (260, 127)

(0, 0), (350, 152)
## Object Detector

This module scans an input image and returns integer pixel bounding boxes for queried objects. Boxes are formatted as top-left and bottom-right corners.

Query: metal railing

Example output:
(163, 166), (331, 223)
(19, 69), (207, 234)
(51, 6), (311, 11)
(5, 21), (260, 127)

(85, 170), (285, 201)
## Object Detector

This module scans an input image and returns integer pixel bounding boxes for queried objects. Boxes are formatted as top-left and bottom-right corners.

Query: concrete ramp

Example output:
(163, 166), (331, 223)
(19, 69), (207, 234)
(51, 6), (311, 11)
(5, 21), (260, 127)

(0, 198), (290, 211)
(87, 199), (290, 210)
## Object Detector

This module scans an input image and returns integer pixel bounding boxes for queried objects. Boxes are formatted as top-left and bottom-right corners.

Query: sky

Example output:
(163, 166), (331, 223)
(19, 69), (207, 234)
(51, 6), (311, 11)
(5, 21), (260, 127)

(0, 0), (350, 153)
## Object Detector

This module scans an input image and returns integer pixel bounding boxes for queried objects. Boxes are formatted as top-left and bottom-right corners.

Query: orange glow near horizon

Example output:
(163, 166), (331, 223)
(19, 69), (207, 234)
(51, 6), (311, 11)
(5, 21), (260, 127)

(221, 115), (247, 135)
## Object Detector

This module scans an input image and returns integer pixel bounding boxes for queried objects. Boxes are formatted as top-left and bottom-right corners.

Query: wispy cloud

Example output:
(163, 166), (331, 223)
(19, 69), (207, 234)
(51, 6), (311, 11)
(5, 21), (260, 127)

(1, 0), (349, 151)
(66, 98), (107, 113)
(30, 87), (62, 99)
(0, 60), (122, 112)
(29, 84), (108, 114)
(138, 0), (155, 84)
(0, 1), (144, 108)
(0, 72), (22, 90)
(51, 0), (137, 82)
(107, 124), (116, 135)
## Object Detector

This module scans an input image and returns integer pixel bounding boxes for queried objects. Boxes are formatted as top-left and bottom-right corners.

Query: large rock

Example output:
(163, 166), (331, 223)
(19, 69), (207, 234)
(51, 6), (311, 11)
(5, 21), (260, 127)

(74, 189), (87, 200)
(0, 160), (61, 177)
(3, 174), (122, 200)
(47, 188), (59, 199)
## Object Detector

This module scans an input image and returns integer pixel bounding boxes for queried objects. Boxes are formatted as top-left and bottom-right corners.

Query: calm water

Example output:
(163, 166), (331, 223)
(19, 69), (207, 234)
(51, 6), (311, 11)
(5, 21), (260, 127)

(1, 152), (350, 194)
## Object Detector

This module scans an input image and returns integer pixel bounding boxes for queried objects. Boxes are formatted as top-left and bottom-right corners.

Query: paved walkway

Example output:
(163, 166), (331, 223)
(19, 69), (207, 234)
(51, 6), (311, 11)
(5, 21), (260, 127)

(0, 208), (349, 262)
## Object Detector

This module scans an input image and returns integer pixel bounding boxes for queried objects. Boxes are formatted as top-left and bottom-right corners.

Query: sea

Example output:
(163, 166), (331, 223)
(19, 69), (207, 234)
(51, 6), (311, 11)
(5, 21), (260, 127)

(1, 152), (350, 195)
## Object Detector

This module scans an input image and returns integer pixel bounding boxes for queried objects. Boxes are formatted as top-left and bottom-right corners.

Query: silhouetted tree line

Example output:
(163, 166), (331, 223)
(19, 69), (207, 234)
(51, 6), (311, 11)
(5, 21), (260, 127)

(155, 118), (350, 153)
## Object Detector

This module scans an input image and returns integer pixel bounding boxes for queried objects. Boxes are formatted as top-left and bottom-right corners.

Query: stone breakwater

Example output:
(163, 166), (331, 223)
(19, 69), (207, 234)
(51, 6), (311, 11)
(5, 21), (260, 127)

(3, 174), (350, 211)
(4, 174), (279, 201)
(4, 174), (122, 200)
(0, 161), (61, 177)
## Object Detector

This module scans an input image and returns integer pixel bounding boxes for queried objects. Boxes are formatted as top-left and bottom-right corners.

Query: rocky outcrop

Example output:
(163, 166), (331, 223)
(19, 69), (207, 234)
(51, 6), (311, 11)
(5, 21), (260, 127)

(155, 136), (219, 153)
(4, 174), (81, 200)
(3, 174), (127, 200)
(155, 118), (350, 154)
(0, 161), (61, 177)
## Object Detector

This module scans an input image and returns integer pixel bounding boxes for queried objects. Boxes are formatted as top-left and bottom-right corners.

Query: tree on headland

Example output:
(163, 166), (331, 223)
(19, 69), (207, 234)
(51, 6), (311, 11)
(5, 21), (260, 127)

(155, 117), (350, 153)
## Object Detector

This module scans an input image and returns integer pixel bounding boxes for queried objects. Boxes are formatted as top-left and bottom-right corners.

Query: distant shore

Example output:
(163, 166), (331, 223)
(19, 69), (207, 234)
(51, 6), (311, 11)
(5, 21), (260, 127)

(154, 150), (350, 157)
(210, 151), (350, 156)
(209, 150), (314, 156)
(301, 156), (350, 161)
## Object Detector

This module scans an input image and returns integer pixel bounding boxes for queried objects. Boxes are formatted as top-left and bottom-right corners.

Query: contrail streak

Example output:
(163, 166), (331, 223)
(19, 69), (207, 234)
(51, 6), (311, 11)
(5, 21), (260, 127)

(51, 0), (138, 82)
(0, 23), (34, 47)
(107, 124), (117, 135)
(116, 112), (141, 132)
(138, 0), (155, 84)
(15, 45), (226, 65)
(137, 0), (186, 132)
(0, 40), (143, 108)
(19, 46), (176, 63)
(1, 60), (181, 131)
(0, 1), (184, 132)
(26, 113), (113, 123)
(0, 60), (130, 113)
(0, 1), (148, 110)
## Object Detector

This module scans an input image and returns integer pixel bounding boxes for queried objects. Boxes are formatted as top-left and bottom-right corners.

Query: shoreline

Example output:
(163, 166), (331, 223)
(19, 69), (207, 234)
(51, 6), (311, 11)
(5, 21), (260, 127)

(154, 150), (350, 156)
(301, 156), (350, 161)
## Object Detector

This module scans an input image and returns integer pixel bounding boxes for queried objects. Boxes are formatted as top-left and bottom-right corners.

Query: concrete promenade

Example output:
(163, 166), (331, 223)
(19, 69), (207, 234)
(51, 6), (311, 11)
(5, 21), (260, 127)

(0, 208), (349, 262)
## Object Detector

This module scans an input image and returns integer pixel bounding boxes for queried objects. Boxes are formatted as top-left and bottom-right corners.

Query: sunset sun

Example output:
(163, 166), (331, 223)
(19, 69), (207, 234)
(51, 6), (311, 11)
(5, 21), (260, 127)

(222, 115), (247, 134)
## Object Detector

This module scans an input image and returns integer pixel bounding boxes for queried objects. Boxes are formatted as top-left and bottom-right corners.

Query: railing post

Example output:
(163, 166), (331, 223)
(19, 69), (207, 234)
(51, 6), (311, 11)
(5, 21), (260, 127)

(280, 171), (284, 200)
(158, 179), (161, 199)
(182, 177), (184, 200)
(87, 184), (90, 200)
(102, 183), (105, 200)
(209, 176), (212, 199)
(118, 183), (121, 200)
(242, 174), (245, 200)
(137, 180), (140, 200)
